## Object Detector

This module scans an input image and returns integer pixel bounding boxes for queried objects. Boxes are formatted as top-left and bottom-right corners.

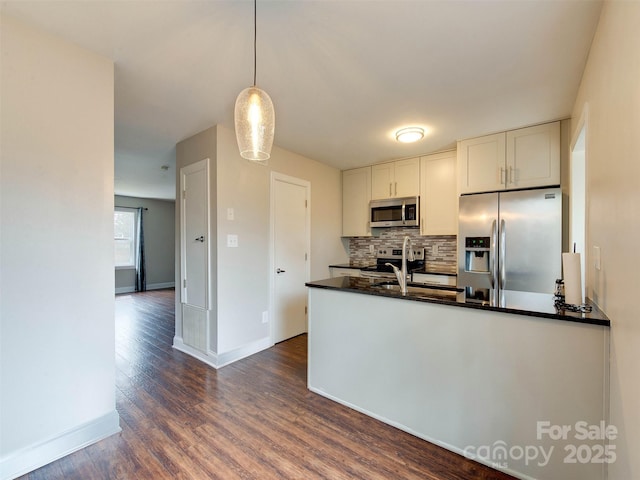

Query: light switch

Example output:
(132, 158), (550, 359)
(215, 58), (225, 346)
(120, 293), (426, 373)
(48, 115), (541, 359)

(227, 234), (238, 248)
(593, 245), (601, 270)
(227, 208), (234, 221)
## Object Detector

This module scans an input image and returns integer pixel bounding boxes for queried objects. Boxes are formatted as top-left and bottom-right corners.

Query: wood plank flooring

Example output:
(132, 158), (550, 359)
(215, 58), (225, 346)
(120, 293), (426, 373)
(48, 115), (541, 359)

(19, 289), (514, 480)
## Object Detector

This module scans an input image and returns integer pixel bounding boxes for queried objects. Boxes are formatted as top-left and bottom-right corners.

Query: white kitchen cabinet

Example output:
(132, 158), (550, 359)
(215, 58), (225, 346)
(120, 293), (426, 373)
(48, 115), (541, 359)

(506, 121), (560, 190)
(458, 121), (560, 194)
(342, 166), (371, 237)
(458, 132), (506, 194)
(330, 267), (361, 278)
(412, 272), (456, 286)
(371, 157), (420, 199)
(420, 151), (458, 235)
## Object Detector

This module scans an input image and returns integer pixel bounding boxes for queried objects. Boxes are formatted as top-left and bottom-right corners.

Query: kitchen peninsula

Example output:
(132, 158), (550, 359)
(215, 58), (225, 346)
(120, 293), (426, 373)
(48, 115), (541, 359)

(306, 277), (610, 480)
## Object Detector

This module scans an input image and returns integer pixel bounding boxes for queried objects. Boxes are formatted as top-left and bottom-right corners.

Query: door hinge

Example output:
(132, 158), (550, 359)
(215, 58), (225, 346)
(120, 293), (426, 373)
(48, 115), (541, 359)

(305, 253), (308, 261)
(305, 200), (308, 208)
(305, 306), (308, 314)
(182, 190), (186, 199)
(183, 279), (187, 288)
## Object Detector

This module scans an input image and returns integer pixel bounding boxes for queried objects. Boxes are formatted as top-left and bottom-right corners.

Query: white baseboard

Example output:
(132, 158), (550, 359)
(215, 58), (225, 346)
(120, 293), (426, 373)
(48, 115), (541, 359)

(307, 387), (532, 480)
(115, 282), (175, 294)
(0, 410), (121, 480)
(172, 336), (272, 369)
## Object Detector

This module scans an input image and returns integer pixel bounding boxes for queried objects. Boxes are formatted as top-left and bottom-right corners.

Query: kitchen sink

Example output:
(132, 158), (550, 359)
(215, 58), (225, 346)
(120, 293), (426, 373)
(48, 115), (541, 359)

(370, 281), (463, 299)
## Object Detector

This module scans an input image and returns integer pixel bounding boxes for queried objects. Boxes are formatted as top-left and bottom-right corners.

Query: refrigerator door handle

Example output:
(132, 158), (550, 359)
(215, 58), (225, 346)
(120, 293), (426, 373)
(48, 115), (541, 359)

(499, 219), (506, 290)
(490, 220), (498, 288)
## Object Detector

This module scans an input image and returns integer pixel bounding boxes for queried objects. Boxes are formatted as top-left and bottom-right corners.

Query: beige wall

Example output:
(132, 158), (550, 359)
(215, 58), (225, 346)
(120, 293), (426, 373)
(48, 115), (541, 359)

(0, 14), (118, 477)
(571, 1), (640, 478)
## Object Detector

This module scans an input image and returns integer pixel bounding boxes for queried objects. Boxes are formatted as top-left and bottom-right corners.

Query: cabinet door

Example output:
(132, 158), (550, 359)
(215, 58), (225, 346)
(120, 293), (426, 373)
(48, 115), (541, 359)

(342, 167), (371, 237)
(393, 157), (420, 197)
(506, 121), (560, 190)
(371, 162), (394, 199)
(458, 132), (506, 194)
(330, 267), (361, 278)
(420, 151), (458, 235)
(412, 273), (457, 286)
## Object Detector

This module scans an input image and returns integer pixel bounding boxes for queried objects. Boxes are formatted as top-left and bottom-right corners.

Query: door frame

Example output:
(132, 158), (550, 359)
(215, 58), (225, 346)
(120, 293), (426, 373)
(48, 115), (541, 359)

(570, 107), (589, 302)
(269, 172), (311, 344)
(179, 157), (211, 309)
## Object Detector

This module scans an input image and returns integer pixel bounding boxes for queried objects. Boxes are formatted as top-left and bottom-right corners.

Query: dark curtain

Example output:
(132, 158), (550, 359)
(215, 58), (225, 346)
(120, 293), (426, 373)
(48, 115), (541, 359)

(135, 207), (146, 292)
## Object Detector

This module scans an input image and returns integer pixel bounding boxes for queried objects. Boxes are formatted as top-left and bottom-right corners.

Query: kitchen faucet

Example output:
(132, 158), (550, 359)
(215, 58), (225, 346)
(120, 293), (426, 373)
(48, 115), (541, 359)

(386, 236), (414, 294)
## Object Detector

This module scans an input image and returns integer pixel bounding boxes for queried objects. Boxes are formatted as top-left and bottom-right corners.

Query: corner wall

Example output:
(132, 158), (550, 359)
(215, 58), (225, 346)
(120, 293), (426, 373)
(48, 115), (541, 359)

(570, 2), (640, 478)
(0, 15), (119, 479)
(175, 124), (347, 365)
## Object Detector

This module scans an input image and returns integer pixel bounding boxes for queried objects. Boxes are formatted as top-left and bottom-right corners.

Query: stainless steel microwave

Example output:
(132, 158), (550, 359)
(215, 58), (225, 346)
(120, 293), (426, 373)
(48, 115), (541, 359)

(369, 196), (420, 227)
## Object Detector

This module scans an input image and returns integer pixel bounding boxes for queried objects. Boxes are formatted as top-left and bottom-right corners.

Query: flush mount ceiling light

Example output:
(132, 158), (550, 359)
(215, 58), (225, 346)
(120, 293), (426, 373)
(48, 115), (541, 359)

(234, 0), (275, 164)
(395, 127), (424, 143)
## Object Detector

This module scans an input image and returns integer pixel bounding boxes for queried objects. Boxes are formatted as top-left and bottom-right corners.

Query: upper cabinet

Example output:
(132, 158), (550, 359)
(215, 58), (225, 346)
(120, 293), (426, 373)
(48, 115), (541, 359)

(458, 121), (560, 194)
(420, 151), (457, 236)
(371, 157), (420, 199)
(342, 166), (371, 237)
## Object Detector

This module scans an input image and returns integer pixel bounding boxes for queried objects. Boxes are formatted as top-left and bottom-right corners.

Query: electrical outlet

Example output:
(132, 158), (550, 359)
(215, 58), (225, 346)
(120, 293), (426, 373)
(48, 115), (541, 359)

(593, 246), (601, 270)
(369, 245), (375, 254)
(227, 234), (238, 248)
(433, 244), (439, 255)
(262, 311), (269, 324)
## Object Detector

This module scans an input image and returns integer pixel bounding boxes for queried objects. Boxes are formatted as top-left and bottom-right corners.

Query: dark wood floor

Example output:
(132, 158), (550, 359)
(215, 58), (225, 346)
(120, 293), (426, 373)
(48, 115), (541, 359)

(20, 289), (514, 480)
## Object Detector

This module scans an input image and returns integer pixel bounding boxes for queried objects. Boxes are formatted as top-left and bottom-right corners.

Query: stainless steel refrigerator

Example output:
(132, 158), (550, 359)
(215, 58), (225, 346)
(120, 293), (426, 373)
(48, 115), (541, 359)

(457, 187), (562, 295)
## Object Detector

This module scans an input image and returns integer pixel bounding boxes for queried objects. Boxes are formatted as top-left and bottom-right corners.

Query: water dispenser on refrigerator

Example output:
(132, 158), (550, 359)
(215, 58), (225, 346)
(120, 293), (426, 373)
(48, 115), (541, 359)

(464, 237), (490, 273)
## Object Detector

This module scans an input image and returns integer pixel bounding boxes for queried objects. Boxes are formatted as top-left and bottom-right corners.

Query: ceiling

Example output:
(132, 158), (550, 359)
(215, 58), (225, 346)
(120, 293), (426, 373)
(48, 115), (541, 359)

(1, 0), (603, 200)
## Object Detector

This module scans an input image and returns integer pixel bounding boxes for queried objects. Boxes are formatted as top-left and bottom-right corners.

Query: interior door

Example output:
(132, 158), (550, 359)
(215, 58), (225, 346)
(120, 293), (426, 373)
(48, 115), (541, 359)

(180, 159), (209, 309)
(272, 174), (309, 343)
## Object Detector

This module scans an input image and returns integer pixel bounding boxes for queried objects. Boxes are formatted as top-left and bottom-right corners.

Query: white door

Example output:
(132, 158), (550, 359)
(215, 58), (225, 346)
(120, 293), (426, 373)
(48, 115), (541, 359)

(272, 173), (309, 343)
(180, 159), (209, 309)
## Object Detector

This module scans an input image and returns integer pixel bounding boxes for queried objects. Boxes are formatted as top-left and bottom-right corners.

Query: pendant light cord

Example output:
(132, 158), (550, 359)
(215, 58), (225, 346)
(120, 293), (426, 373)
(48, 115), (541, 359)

(253, 0), (257, 86)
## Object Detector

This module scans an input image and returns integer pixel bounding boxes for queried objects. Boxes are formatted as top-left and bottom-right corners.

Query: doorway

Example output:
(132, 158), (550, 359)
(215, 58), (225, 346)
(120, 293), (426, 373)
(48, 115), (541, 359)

(270, 173), (310, 344)
(570, 123), (587, 300)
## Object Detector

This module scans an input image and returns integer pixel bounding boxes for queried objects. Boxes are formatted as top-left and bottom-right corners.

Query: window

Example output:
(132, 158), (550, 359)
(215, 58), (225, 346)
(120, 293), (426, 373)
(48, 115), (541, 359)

(114, 208), (138, 268)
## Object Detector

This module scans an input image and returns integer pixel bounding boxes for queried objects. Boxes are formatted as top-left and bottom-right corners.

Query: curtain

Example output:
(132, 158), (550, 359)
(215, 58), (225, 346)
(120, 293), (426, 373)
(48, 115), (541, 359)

(135, 207), (146, 292)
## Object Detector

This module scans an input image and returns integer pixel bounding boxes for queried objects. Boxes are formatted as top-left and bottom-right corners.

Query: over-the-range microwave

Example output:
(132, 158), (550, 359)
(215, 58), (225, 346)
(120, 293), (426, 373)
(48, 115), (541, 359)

(369, 196), (420, 227)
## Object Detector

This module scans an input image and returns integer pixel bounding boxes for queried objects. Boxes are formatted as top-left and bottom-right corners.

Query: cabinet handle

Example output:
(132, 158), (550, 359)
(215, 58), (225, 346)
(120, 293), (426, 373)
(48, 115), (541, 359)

(499, 167), (506, 185)
(389, 183), (392, 197)
(395, 182), (397, 196)
(509, 166), (514, 184)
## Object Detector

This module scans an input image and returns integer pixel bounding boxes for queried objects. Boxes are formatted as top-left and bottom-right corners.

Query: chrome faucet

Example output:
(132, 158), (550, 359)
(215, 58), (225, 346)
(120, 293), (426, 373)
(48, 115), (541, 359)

(385, 236), (415, 294)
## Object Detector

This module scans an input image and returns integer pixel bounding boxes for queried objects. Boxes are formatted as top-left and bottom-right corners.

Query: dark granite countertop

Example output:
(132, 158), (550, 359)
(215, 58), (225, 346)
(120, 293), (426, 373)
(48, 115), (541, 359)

(306, 277), (610, 327)
(329, 264), (457, 276)
(328, 263), (371, 269)
(411, 267), (457, 277)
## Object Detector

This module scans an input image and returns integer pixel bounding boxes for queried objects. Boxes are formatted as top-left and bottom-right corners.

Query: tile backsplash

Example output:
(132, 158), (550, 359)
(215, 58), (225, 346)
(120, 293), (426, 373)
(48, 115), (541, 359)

(348, 227), (457, 273)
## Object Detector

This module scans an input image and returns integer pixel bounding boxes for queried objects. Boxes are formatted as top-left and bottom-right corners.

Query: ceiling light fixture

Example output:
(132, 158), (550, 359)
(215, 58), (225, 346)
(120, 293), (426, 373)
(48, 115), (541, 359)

(395, 127), (424, 143)
(234, 0), (275, 164)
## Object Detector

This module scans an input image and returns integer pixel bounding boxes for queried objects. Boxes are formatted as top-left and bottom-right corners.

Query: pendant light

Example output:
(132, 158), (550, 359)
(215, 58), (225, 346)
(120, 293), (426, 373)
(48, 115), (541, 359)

(234, 0), (275, 164)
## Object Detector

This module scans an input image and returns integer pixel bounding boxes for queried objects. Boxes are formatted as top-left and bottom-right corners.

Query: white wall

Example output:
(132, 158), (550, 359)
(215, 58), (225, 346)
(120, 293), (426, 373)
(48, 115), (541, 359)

(175, 124), (346, 364)
(114, 195), (176, 293)
(215, 124), (347, 354)
(0, 15), (119, 479)
(570, 2), (640, 478)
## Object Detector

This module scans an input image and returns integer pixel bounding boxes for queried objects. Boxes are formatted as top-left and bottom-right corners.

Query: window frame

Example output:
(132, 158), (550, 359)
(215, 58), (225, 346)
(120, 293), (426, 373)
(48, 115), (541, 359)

(114, 207), (139, 270)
